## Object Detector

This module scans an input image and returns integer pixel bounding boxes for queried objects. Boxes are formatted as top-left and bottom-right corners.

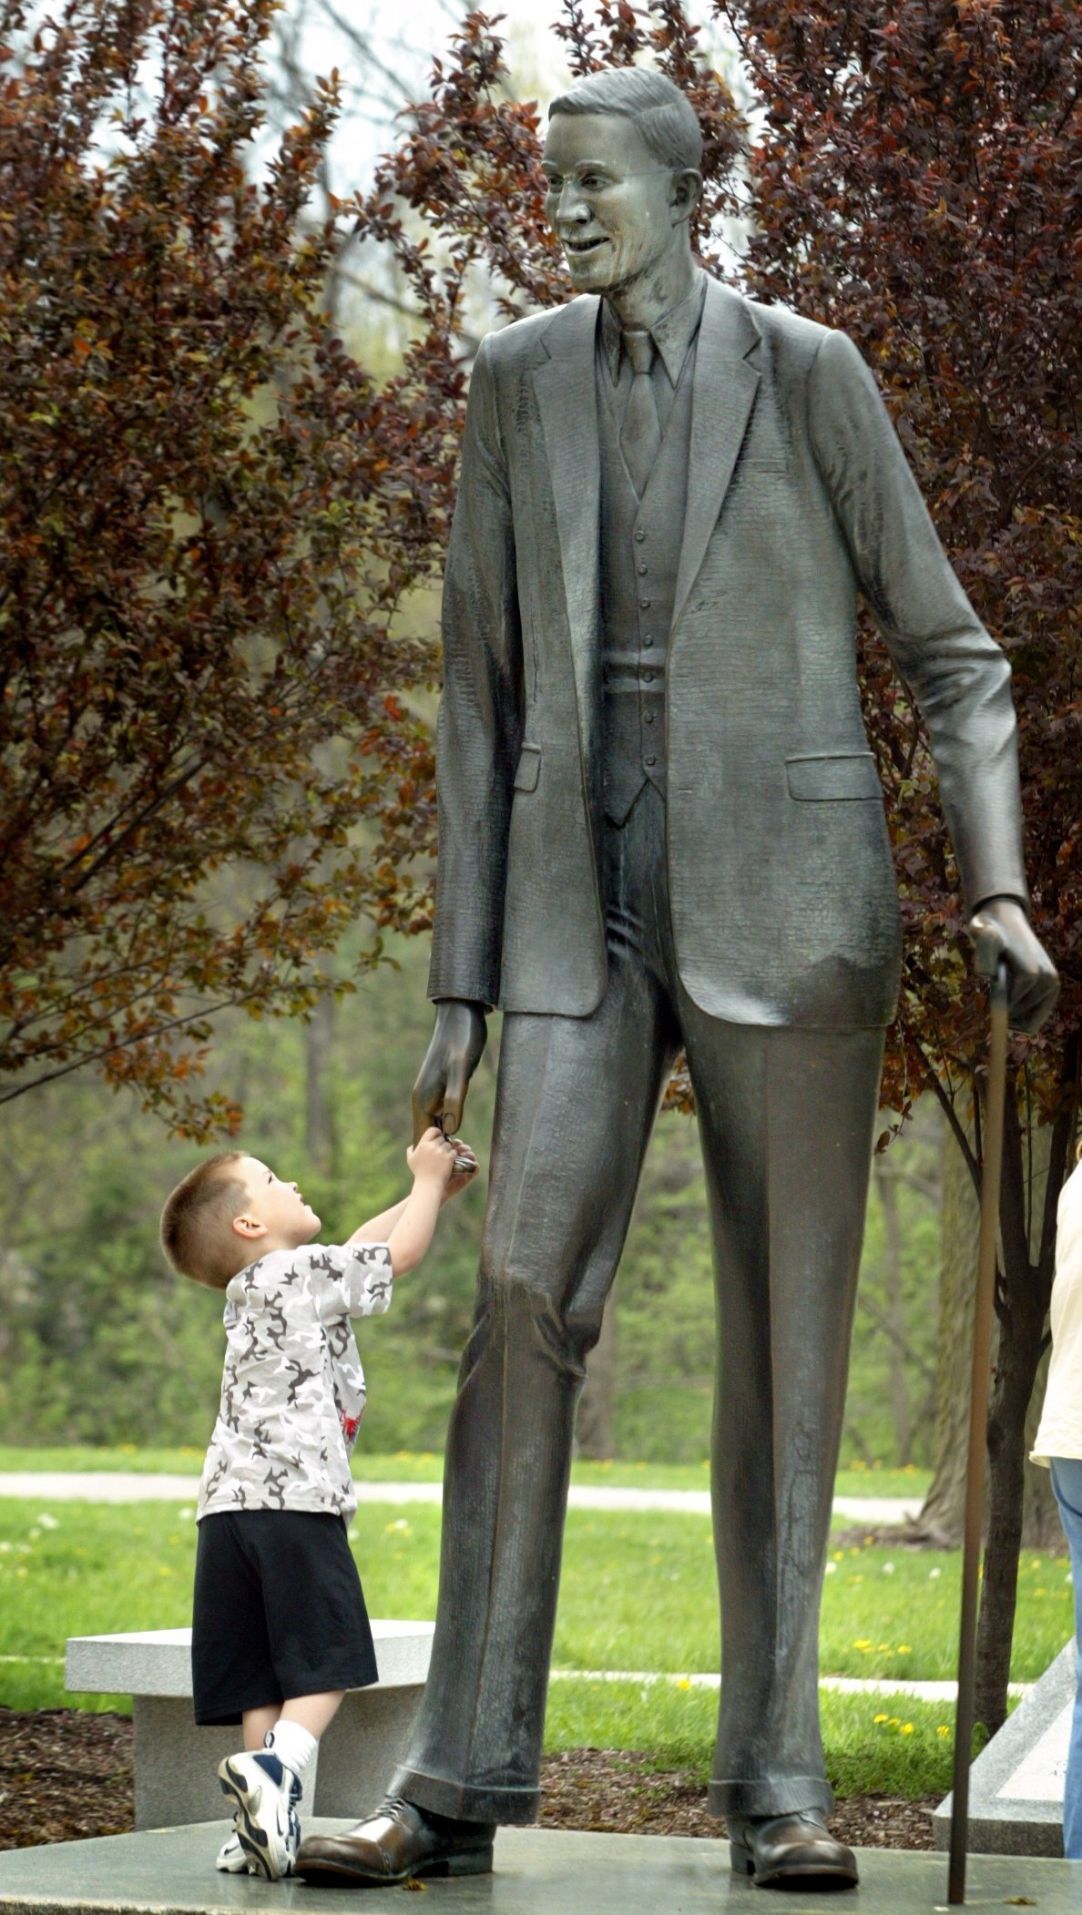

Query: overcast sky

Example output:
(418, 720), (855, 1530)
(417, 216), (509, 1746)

(287, 0), (732, 186)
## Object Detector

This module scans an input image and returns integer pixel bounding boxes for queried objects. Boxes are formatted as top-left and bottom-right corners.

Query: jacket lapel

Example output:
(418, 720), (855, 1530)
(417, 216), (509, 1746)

(529, 281), (762, 761)
(672, 278), (762, 631)
(533, 296), (601, 772)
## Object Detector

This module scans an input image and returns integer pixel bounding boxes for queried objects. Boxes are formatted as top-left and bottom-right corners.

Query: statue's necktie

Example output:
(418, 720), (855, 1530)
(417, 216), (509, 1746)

(620, 328), (662, 497)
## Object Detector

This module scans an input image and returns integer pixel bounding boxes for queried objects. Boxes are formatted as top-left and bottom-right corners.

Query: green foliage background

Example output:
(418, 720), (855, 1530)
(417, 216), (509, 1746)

(1, 934), (943, 1466)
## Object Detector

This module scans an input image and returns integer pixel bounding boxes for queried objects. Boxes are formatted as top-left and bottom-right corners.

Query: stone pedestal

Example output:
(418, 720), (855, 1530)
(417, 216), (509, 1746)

(933, 1638), (1074, 1857)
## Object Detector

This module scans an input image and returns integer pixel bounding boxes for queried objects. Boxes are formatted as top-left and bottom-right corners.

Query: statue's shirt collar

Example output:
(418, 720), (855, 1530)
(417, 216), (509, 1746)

(599, 268), (708, 388)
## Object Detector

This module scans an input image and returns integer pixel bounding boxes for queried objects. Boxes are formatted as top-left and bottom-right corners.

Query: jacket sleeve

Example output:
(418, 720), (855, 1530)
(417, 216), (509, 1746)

(427, 334), (523, 1006)
(807, 327), (1027, 913)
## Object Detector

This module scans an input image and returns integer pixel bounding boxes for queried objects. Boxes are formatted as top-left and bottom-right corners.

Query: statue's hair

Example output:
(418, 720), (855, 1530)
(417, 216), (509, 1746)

(160, 1152), (250, 1290)
(547, 67), (703, 173)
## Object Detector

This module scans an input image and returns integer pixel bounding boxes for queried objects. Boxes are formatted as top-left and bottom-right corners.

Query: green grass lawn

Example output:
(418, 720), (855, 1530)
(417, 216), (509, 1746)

(0, 1494), (1069, 1801)
(546, 1680), (960, 1797)
(0, 1444), (931, 1502)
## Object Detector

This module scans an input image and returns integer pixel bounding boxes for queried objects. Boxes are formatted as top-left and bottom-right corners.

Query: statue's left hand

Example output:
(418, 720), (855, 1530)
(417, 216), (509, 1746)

(967, 897), (1059, 1035)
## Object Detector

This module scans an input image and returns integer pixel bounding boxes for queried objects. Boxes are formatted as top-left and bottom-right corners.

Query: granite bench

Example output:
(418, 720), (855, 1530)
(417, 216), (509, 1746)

(65, 1621), (434, 1830)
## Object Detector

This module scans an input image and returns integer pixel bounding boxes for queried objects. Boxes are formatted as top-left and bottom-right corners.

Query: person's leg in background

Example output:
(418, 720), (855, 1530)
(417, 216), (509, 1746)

(1049, 1457), (1082, 1858)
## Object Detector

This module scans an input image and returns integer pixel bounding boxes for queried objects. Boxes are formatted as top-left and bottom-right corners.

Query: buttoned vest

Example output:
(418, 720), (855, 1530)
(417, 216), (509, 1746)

(597, 348), (695, 826)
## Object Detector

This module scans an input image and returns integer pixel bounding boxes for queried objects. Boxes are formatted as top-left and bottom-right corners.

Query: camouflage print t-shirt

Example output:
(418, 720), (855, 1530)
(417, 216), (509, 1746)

(197, 1242), (393, 1524)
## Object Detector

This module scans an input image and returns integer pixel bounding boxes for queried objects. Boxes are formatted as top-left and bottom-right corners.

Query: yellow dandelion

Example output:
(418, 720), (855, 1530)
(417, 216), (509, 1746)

(937, 1726), (951, 1739)
(897, 1643), (912, 1654)
(900, 1723), (914, 1735)
(873, 1713), (889, 1725)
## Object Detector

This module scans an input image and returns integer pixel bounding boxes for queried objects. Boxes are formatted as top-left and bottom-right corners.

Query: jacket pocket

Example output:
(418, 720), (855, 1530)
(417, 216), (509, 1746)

(513, 743), (542, 793)
(785, 752), (880, 801)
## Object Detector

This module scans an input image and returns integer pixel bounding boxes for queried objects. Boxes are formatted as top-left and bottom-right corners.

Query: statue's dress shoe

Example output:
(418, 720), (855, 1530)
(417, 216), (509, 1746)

(294, 1797), (495, 1886)
(728, 1812), (858, 1889)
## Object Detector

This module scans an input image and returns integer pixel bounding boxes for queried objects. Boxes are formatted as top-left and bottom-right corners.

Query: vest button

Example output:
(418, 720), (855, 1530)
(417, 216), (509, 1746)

(637, 562), (648, 576)
(644, 754), (657, 767)
(634, 528), (646, 542)
(643, 711), (655, 724)
(639, 598), (651, 610)
(643, 670), (655, 683)
(643, 636), (654, 648)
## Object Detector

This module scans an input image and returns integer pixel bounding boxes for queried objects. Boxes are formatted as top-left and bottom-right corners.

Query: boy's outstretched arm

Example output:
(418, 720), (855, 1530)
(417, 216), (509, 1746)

(347, 1130), (478, 1277)
(385, 1128), (456, 1277)
(348, 1198), (410, 1246)
(346, 1140), (478, 1251)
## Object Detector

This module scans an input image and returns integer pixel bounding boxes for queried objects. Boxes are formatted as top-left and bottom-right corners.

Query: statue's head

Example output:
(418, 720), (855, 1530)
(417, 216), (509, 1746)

(542, 67), (703, 298)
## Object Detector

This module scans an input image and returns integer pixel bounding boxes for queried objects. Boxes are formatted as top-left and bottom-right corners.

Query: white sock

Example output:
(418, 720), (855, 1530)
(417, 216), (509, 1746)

(265, 1719), (317, 1787)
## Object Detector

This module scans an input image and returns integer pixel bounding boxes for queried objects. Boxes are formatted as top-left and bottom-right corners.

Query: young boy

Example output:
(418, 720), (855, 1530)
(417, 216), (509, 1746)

(160, 1127), (474, 1880)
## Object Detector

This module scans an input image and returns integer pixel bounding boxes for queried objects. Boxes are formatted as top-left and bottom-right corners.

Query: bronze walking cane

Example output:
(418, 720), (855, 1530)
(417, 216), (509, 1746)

(947, 944), (1011, 1905)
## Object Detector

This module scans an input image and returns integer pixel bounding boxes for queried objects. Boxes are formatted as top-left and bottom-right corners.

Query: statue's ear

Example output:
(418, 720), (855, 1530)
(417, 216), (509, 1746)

(671, 168), (702, 222)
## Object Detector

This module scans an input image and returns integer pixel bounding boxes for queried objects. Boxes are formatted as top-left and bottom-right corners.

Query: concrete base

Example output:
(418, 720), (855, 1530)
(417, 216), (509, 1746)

(0, 1824), (1079, 1913)
(933, 1639), (1075, 1857)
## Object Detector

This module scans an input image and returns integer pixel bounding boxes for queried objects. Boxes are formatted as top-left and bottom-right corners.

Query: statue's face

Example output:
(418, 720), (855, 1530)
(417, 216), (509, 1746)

(541, 112), (684, 297)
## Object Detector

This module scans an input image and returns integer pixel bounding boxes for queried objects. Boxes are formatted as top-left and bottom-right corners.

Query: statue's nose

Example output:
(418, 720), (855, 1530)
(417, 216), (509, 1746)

(555, 180), (590, 223)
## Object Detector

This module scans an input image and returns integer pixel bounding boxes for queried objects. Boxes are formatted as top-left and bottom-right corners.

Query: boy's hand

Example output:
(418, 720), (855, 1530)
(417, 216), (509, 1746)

(443, 1142), (479, 1200)
(406, 1126), (458, 1189)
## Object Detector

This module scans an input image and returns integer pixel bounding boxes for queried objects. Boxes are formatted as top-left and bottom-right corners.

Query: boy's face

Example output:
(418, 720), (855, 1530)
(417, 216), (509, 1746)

(233, 1157), (321, 1250)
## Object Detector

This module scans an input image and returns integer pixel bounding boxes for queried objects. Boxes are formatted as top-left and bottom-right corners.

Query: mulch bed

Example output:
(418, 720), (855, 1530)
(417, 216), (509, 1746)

(0, 1709), (135, 1850)
(538, 1747), (937, 1849)
(0, 1708), (936, 1854)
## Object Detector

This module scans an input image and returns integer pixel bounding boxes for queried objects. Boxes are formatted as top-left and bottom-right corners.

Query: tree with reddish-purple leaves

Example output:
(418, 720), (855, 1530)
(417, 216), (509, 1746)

(0, 0), (452, 1137)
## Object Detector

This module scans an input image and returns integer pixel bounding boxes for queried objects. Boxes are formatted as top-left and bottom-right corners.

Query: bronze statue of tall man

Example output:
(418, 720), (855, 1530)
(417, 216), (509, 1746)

(298, 67), (1057, 1893)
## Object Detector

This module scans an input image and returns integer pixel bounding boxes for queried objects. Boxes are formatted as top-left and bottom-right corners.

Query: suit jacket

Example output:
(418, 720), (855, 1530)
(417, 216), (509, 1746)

(427, 275), (1026, 1031)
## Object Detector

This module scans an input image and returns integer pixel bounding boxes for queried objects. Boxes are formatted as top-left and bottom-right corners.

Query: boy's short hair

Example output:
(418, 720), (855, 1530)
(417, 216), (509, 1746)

(160, 1153), (250, 1290)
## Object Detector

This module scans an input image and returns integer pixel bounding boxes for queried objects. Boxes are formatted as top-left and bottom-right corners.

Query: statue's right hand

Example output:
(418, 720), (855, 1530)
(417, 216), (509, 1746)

(411, 999), (488, 1143)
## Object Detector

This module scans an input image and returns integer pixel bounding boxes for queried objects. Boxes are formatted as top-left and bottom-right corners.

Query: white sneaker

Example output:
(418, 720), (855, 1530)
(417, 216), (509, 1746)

(217, 1749), (301, 1880)
(215, 1829), (252, 1874)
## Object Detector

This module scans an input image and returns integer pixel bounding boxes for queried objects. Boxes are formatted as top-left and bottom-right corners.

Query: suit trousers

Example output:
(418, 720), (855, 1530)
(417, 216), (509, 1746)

(393, 783), (885, 1824)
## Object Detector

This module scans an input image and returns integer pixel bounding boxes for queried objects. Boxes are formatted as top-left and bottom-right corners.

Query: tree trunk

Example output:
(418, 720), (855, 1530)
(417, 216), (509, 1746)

(974, 1234), (1046, 1733)
(914, 1114), (981, 1545)
(914, 1090), (1066, 1561)
(973, 1057), (1077, 1735)
(1020, 1122), (1065, 1551)
(577, 1299), (617, 1460)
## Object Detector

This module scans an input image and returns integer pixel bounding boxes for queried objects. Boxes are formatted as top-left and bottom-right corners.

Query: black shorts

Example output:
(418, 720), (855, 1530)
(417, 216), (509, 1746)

(192, 1509), (378, 1725)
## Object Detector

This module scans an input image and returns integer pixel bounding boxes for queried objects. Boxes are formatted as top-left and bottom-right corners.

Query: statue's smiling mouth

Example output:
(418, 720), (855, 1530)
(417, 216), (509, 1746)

(564, 235), (608, 255)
